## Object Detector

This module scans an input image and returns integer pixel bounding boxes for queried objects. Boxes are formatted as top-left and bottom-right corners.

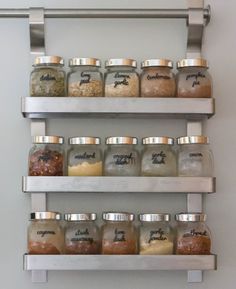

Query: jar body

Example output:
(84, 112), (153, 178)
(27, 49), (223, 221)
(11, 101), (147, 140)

(65, 221), (101, 254)
(141, 144), (177, 176)
(101, 221), (137, 254)
(139, 221), (174, 255)
(141, 67), (176, 97)
(28, 220), (64, 254)
(104, 145), (140, 176)
(67, 144), (102, 176)
(30, 65), (65, 97)
(178, 144), (213, 177)
(67, 66), (103, 97)
(29, 143), (64, 176)
(176, 221), (211, 255)
(105, 67), (139, 97)
(176, 67), (212, 98)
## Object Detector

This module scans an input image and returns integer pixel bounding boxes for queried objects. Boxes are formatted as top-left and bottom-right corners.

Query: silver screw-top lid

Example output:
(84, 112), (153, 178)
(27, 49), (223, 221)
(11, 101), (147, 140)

(69, 57), (101, 67)
(177, 58), (208, 69)
(30, 212), (61, 220)
(141, 59), (173, 68)
(33, 56), (64, 67)
(32, 136), (64, 144)
(142, 137), (174, 145)
(177, 136), (209, 145)
(105, 58), (137, 68)
(175, 213), (207, 222)
(106, 136), (138, 145)
(64, 213), (97, 221)
(139, 213), (171, 222)
(69, 137), (101, 145)
(102, 212), (135, 222)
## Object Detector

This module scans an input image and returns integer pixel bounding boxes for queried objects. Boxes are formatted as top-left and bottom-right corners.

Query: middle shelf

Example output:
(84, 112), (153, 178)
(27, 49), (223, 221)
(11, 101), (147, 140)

(23, 176), (216, 193)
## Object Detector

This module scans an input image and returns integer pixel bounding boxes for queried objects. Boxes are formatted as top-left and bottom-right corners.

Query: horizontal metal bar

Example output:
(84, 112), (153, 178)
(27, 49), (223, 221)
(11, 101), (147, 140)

(21, 97), (215, 119)
(23, 254), (217, 271)
(0, 8), (210, 20)
(22, 176), (216, 194)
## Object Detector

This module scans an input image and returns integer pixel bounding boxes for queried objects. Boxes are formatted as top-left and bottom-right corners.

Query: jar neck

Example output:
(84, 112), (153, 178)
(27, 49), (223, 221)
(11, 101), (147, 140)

(70, 66), (99, 72)
(107, 66), (135, 72)
(70, 144), (99, 148)
(142, 66), (171, 72)
(34, 64), (63, 69)
(178, 67), (208, 72)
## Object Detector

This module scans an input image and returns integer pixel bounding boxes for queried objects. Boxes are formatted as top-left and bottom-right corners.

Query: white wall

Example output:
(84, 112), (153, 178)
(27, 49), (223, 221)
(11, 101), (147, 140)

(0, 0), (235, 288)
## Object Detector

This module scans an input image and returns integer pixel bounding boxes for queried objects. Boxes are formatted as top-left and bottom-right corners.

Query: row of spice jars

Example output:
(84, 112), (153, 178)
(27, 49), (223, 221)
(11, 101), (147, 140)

(28, 136), (213, 177)
(28, 211), (212, 255)
(30, 56), (212, 98)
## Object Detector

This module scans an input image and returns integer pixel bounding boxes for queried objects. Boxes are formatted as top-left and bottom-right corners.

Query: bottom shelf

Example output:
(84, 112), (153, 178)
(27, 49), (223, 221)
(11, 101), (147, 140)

(24, 254), (216, 271)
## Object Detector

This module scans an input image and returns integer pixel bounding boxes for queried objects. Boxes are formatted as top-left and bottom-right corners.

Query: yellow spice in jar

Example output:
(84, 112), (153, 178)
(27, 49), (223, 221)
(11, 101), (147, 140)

(68, 161), (103, 176)
(140, 240), (174, 255)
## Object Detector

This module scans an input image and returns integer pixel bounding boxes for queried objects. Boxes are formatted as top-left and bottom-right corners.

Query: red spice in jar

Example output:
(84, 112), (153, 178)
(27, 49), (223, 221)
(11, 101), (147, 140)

(176, 235), (211, 255)
(65, 241), (101, 254)
(102, 239), (137, 255)
(28, 241), (61, 254)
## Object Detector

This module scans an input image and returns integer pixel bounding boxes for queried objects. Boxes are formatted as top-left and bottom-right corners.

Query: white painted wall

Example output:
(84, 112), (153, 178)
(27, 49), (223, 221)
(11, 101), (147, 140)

(0, 0), (235, 288)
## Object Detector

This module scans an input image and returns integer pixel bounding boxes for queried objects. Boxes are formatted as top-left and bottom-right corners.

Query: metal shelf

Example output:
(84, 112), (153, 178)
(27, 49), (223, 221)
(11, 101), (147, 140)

(21, 97), (215, 119)
(23, 176), (216, 194)
(23, 254), (217, 271)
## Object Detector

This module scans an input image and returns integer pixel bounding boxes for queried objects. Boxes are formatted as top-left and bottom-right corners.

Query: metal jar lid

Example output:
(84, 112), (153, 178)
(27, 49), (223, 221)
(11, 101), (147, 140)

(141, 59), (173, 68)
(175, 213), (207, 222)
(177, 58), (208, 69)
(103, 212), (135, 222)
(106, 136), (138, 145)
(64, 213), (97, 221)
(105, 58), (137, 68)
(139, 213), (170, 222)
(69, 57), (101, 67)
(32, 136), (64, 144)
(142, 137), (174, 145)
(30, 212), (61, 220)
(69, 137), (101, 145)
(33, 56), (64, 67)
(177, 136), (209, 145)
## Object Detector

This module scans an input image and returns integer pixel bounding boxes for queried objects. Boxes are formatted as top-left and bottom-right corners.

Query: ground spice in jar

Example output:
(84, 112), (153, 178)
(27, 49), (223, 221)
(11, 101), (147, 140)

(176, 235), (211, 255)
(28, 241), (61, 254)
(68, 161), (102, 176)
(140, 239), (174, 255)
(68, 80), (103, 97)
(102, 239), (137, 254)
(65, 241), (101, 254)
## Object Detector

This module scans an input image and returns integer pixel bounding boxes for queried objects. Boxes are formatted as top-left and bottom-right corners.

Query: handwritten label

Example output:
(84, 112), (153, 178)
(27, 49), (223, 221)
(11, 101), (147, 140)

(40, 74), (56, 81)
(148, 228), (167, 243)
(152, 151), (166, 164)
(75, 152), (96, 160)
(114, 72), (130, 88)
(189, 152), (203, 158)
(183, 229), (207, 238)
(37, 230), (56, 237)
(38, 154), (52, 162)
(186, 72), (206, 87)
(71, 228), (94, 243)
(147, 73), (170, 81)
(80, 71), (91, 86)
(113, 228), (126, 242)
(113, 153), (135, 165)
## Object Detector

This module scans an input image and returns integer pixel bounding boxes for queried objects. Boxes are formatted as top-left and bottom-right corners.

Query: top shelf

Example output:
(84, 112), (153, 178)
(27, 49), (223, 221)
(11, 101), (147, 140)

(21, 97), (215, 119)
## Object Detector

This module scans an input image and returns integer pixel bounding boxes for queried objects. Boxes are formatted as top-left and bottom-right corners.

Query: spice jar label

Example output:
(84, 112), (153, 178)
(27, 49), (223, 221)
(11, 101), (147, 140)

(37, 230), (56, 237)
(148, 228), (167, 243)
(152, 151), (167, 164)
(189, 152), (203, 160)
(147, 73), (171, 81)
(113, 153), (136, 165)
(80, 72), (91, 86)
(40, 73), (56, 81)
(74, 152), (96, 160)
(113, 228), (126, 242)
(114, 72), (130, 88)
(186, 72), (206, 88)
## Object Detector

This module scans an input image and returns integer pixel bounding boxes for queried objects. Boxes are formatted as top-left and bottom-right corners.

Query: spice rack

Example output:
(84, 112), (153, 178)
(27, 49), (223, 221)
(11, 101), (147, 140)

(0, 0), (217, 284)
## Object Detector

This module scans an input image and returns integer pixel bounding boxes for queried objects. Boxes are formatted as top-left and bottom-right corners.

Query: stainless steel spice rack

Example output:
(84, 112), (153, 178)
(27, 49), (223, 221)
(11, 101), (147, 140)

(0, 0), (216, 284)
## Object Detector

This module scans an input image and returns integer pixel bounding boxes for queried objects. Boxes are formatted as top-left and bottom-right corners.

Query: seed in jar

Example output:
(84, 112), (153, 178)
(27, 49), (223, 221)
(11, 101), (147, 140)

(68, 161), (102, 176)
(176, 235), (211, 255)
(68, 80), (103, 97)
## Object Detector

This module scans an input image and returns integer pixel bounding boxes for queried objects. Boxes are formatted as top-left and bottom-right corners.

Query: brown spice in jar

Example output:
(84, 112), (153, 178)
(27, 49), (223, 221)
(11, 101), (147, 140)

(177, 85), (211, 98)
(28, 241), (61, 254)
(176, 235), (211, 255)
(68, 80), (103, 97)
(65, 241), (101, 254)
(102, 239), (137, 254)
(29, 149), (63, 176)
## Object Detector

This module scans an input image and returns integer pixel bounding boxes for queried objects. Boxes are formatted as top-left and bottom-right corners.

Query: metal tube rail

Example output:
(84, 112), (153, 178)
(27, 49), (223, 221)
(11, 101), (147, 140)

(0, 7), (210, 20)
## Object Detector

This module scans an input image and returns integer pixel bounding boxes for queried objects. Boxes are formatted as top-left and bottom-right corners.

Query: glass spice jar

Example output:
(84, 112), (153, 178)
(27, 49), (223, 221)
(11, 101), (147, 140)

(139, 213), (174, 255)
(101, 212), (137, 254)
(177, 136), (213, 177)
(140, 59), (176, 97)
(28, 212), (64, 254)
(28, 136), (64, 176)
(141, 137), (177, 176)
(104, 136), (140, 176)
(104, 58), (139, 97)
(67, 58), (103, 97)
(67, 137), (102, 176)
(175, 213), (212, 255)
(176, 58), (212, 98)
(64, 213), (101, 254)
(30, 56), (66, 97)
